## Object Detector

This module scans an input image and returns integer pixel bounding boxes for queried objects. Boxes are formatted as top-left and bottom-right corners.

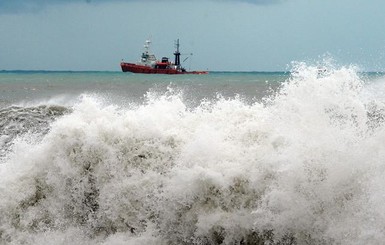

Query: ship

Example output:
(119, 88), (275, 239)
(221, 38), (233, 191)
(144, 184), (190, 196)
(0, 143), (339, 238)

(120, 39), (208, 74)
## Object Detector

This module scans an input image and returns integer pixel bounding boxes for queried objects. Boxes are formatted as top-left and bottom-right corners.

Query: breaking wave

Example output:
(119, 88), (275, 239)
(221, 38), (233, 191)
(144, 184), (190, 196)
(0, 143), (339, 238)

(1, 64), (385, 244)
(0, 105), (70, 160)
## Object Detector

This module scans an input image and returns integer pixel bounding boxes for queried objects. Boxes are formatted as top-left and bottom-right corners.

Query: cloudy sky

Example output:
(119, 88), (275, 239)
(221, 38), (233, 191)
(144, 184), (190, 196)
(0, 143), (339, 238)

(0, 0), (384, 71)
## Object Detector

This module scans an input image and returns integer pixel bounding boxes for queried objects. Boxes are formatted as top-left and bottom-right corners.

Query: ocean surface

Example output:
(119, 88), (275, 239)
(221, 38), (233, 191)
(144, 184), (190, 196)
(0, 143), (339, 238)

(1, 65), (385, 244)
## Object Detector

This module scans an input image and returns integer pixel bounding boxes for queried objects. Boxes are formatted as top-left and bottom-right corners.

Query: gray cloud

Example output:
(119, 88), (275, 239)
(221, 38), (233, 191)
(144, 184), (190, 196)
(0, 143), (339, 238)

(0, 0), (284, 14)
(229, 0), (284, 3)
(0, 0), (86, 13)
(0, 0), (79, 13)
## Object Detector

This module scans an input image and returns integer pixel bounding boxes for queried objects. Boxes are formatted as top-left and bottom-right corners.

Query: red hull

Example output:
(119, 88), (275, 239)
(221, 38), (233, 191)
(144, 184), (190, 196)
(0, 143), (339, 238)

(120, 62), (208, 75)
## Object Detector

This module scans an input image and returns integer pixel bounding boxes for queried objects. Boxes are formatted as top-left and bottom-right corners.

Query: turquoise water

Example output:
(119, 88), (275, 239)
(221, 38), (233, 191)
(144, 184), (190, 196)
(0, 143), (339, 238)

(1, 68), (385, 244)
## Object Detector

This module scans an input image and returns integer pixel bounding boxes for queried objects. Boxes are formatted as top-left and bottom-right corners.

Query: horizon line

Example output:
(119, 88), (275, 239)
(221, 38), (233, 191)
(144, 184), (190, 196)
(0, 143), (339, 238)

(1, 70), (385, 74)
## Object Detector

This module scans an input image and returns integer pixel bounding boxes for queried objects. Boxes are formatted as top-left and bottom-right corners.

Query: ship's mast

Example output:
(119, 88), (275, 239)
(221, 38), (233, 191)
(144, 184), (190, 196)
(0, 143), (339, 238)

(144, 39), (151, 52)
(174, 39), (181, 69)
(140, 39), (157, 65)
(141, 39), (151, 63)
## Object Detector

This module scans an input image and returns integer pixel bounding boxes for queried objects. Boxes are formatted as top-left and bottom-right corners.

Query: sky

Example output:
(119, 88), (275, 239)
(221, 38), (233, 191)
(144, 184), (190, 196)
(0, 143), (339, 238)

(0, 0), (385, 72)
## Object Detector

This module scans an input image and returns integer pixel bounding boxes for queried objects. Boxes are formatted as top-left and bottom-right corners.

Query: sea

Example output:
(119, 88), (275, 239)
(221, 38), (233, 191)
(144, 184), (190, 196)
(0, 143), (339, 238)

(1, 64), (385, 244)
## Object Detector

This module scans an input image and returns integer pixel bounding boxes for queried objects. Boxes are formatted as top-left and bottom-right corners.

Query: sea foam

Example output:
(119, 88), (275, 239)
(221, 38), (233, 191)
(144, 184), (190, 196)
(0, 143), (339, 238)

(1, 65), (385, 244)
